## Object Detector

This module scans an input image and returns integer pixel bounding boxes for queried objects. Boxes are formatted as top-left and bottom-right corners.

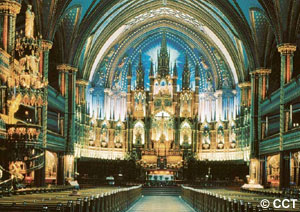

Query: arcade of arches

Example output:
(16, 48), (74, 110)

(0, 0), (299, 194)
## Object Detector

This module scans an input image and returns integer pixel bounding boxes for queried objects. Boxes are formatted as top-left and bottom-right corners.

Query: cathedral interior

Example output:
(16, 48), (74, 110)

(0, 0), (299, 211)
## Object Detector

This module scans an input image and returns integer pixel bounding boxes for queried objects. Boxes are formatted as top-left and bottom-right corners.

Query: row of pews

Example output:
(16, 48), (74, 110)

(181, 185), (300, 212)
(0, 185), (142, 211)
(241, 187), (300, 199)
(0, 186), (75, 197)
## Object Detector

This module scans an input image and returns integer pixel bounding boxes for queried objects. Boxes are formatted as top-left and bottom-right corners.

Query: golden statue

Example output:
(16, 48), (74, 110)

(135, 131), (142, 145)
(137, 99), (143, 111)
(28, 54), (40, 75)
(0, 94), (22, 124)
(20, 53), (40, 75)
(9, 162), (24, 183)
(25, 5), (35, 38)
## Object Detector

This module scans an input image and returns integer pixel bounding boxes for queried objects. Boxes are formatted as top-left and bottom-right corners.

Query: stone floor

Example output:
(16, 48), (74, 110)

(127, 196), (195, 212)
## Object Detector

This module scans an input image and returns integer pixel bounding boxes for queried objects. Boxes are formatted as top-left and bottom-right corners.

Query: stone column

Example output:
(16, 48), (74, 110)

(57, 153), (65, 185)
(279, 152), (291, 189)
(260, 156), (267, 186)
(0, 0), (21, 54)
(250, 69), (271, 158)
(57, 64), (77, 154)
(69, 67), (77, 153)
(249, 69), (268, 186)
(34, 40), (52, 187)
(278, 43), (296, 189)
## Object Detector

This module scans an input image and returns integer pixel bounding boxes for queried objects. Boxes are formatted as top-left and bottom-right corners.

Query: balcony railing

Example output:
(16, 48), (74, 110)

(6, 124), (41, 143)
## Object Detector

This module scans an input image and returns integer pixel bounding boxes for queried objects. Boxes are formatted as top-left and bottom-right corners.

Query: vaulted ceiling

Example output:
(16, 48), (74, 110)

(28, 0), (300, 90)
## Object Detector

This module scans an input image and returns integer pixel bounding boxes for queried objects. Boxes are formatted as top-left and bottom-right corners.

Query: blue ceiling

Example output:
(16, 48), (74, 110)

(61, 0), (266, 90)
(90, 26), (234, 94)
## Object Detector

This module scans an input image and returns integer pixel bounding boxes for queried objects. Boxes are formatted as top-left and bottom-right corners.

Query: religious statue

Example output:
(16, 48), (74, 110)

(28, 53), (40, 75)
(217, 127), (224, 149)
(202, 128), (210, 149)
(89, 129), (95, 145)
(159, 133), (166, 143)
(182, 134), (190, 148)
(100, 126), (108, 147)
(9, 162), (24, 190)
(135, 131), (142, 145)
(20, 53), (40, 75)
(20, 73), (31, 88)
(0, 94), (22, 124)
(230, 126), (237, 148)
(25, 5), (35, 38)
(222, 75), (230, 88)
(137, 98), (143, 111)
(207, 77), (214, 92)
(114, 128), (122, 148)
(7, 75), (17, 88)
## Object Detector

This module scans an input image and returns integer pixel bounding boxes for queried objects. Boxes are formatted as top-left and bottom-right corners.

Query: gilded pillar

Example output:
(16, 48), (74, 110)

(253, 69), (271, 146)
(0, 0), (21, 54)
(76, 80), (88, 108)
(57, 65), (69, 142)
(238, 82), (251, 109)
(41, 40), (52, 148)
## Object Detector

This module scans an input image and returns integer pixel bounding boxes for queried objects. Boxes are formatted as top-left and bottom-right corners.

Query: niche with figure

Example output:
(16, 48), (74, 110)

(202, 125), (211, 149)
(114, 122), (123, 148)
(217, 124), (225, 149)
(100, 121), (109, 147)
(133, 121), (144, 146)
(180, 121), (192, 147)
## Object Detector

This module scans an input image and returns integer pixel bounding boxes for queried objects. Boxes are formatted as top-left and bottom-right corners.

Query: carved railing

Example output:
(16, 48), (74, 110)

(6, 124), (41, 143)
(74, 144), (126, 160)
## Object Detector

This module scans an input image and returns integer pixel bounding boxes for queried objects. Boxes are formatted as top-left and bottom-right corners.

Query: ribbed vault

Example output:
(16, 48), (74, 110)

(81, 5), (247, 92)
